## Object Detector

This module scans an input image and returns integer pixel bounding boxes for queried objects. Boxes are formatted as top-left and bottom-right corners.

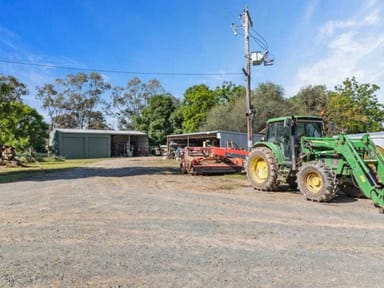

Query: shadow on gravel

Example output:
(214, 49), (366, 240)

(278, 185), (359, 204)
(0, 166), (181, 183)
(330, 194), (358, 204)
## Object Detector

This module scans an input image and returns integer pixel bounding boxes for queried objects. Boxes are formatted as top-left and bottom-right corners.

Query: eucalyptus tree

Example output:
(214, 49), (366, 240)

(36, 72), (111, 129)
(0, 75), (27, 102)
(108, 77), (164, 129)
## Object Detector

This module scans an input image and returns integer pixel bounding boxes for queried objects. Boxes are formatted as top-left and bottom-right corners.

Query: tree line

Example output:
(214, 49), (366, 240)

(1, 72), (384, 152)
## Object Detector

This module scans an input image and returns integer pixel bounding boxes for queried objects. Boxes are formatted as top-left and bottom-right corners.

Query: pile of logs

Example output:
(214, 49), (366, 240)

(0, 146), (24, 167)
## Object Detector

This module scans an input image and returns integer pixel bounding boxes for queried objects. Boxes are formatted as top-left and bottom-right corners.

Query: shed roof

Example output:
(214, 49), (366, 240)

(167, 131), (219, 140)
(167, 130), (263, 140)
(53, 128), (147, 136)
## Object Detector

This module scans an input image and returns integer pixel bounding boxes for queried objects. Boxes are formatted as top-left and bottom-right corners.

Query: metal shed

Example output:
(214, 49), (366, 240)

(346, 132), (384, 147)
(166, 130), (263, 154)
(49, 129), (149, 159)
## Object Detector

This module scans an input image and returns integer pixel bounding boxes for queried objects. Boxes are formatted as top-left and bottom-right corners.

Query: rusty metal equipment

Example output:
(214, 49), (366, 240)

(180, 146), (249, 175)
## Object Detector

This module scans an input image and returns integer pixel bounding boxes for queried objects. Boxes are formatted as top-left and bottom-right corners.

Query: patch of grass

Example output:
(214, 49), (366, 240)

(0, 158), (102, 183)
(218, 184), (237, 190)
(223, 172), (247, 180)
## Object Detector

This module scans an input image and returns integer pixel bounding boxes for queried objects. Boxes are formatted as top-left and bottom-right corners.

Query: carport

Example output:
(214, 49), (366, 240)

(49, 129), (149, 159)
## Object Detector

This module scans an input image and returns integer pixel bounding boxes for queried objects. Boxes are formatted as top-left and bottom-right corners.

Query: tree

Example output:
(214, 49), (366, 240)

(325, 77), (384, 134)
(36, 83), (65, 129)
(0, 75), (27, 102)
(201, 82), (245, 132)
(288, 85), (328, 116)
(52, 113), (78, 129)
(179, 84), (218, 133)
(108, 77), (164, 129)
(213, 81), (244, 105)
(135, 94), (180, 146)
(201, 82), (287, 133)
(169, 108), (184, 135)
(87, 111), (109, 129)
(36, 72), (111, 129)
(252, 82), (288, 132)
(201, 89), (246, 132)
(0, 101), (48, 152)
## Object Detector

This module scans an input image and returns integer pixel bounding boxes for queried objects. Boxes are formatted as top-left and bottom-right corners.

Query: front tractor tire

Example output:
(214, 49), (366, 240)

(246, 147), (279, 191)
(297, 161), (337, 202)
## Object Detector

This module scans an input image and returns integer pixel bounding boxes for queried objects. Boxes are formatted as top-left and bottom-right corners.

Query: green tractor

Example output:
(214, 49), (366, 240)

(246, 116), (384, 212)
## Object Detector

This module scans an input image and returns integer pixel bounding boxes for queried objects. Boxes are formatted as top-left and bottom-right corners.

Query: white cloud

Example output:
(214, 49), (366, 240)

(364, 9), (380, 25)
(319, 20), (356, 38)
(362, 0), (378, 11)
(292, 1), (384, 100)
(302, 0), (320, 23)
(328, 32), (361, 53)
(318, 4), (381, 39)
(295, 32), (384, 91)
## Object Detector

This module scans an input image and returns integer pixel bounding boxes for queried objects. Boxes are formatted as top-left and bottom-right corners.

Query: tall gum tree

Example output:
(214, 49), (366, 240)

(36, 72), (111, 129)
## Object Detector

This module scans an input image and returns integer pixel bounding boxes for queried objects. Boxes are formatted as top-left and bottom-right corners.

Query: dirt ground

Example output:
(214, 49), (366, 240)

(0, 157), (383, 288)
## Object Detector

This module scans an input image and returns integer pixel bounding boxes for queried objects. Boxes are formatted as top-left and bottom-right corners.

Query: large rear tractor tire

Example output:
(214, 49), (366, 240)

(246, 147), (279, 191)
(297, 161), (337, 202)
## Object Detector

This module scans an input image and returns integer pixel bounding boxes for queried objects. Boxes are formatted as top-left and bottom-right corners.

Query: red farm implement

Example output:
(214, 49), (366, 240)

(180, 146), (249, 175)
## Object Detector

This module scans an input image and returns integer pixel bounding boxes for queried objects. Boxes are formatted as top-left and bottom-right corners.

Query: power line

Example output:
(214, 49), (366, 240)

(250, 34), (268, 50)
(0, 59), (243, 77)
(251, 27), (269, 49)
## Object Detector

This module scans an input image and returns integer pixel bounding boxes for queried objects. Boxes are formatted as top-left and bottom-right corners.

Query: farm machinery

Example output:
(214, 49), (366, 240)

(180, 146), (249, 175)
(246, 116), (384, 212)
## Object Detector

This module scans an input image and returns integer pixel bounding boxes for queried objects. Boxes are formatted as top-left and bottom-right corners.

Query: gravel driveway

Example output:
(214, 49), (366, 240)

(0, 157), (383, 287)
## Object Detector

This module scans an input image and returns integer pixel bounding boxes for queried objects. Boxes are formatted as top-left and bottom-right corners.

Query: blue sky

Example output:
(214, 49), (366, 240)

(1, 0), (384, 115)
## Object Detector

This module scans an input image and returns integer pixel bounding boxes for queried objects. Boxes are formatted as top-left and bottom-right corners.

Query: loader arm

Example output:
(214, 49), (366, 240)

(301, 134), (384, 209)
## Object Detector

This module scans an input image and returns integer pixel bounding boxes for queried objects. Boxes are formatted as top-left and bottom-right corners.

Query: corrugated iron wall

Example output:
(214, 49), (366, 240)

(218, 131), (263, 149)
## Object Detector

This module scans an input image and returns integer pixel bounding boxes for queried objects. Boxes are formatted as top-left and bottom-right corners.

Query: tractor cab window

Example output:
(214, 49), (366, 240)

(296, 121), (323, 138)
(267, 122), (291, 160)
(267, 120), (323, 161)
(266, 122), (289, 145)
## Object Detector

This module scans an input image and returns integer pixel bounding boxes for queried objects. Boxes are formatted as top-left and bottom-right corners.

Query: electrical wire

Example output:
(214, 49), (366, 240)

(251, 28), (269, 49)
(250, 34), (268, 50)
(0, 59), (243, 77)
(235, 28), (269, 51)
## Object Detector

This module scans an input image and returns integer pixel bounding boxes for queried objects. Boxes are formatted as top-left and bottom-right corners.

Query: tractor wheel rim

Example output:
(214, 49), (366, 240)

(305, 172), (322, 194)
(251, 156), (268, 183)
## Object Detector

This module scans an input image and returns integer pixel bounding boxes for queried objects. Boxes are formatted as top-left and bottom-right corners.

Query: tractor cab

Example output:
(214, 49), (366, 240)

(265, 116), (324, 161)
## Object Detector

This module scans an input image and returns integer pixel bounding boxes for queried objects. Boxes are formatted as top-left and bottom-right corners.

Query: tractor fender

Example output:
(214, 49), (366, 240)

(251, 142), (285, 164)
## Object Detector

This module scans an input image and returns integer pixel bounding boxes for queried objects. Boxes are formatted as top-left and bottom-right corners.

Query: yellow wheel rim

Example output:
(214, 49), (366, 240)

(249, 156), (268, 184)
(305, 172), (322, 194)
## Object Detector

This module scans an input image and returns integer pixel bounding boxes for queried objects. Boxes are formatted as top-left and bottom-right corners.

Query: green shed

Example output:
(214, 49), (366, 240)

(49, 129), (149, 159)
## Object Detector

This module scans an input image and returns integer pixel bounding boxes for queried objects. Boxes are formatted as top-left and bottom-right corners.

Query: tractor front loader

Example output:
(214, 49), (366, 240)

(246, 116), (384, 213)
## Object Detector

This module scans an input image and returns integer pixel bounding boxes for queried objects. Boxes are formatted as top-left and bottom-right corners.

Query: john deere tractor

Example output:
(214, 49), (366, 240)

(246, 116), (384, 212)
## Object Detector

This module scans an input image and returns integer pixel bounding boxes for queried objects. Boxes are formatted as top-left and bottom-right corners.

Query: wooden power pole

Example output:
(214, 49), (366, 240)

(243, 7), (253, 151)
